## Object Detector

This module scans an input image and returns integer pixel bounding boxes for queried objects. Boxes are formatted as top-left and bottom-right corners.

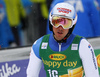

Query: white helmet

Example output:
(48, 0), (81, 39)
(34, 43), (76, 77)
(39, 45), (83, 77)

(49, 2), (77, 31)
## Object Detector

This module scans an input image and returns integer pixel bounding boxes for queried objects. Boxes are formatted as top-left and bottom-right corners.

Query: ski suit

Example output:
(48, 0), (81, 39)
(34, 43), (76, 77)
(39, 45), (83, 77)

(27, 33), (99, 77)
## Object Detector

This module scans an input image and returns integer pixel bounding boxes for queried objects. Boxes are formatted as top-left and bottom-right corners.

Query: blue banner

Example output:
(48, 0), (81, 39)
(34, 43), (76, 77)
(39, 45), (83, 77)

(0, 59), (29, 77)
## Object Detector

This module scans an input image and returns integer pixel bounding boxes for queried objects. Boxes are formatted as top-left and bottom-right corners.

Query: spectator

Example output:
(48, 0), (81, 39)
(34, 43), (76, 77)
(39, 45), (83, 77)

(0, 0), (14, 48)
(4, 0), (26, 46)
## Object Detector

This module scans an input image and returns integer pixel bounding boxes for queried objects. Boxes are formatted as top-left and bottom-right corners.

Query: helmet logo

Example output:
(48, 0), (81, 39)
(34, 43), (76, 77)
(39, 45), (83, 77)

(57, 8), (72, 14)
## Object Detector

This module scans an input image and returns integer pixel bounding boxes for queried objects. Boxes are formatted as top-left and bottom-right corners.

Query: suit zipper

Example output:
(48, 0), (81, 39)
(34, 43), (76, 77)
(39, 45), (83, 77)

(59, 43), (62, 52)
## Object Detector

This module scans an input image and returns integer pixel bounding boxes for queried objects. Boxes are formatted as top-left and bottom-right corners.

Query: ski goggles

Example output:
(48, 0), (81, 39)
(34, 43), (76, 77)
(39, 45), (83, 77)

(50, 15), (73, 29)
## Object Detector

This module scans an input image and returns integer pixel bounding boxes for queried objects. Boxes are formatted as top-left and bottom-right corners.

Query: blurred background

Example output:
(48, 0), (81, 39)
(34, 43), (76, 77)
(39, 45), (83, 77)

(0, 0), (100, 77)
(0, 0), (53, 48)
(0, 0), (100, 48)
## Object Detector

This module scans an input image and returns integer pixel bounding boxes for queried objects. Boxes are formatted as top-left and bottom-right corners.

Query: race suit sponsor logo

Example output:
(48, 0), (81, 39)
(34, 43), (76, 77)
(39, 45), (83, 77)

(57, 7), (71, 14)
(88, 44), (98, 69)
(90, 48), (98, 69)
(97, 54), (100, 67)
(71, 44), (78, 50)
(0, 63), (20, 77)
(42, 58), (77, 68)
(41, 42), (48, 49)
(47, 67), (83, 77)
(88, 44), (91, 48)
(49, 54), (66, 61)
(59, 66), (83, 77)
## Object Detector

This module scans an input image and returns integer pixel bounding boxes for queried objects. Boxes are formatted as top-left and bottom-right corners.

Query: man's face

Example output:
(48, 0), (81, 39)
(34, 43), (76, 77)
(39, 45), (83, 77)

(53, 25), (69, 41)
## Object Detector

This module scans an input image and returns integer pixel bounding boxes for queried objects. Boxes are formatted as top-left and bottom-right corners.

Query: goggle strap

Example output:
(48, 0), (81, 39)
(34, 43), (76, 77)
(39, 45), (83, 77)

(49, 11), (52, 22)
(72, 15), (77, 25)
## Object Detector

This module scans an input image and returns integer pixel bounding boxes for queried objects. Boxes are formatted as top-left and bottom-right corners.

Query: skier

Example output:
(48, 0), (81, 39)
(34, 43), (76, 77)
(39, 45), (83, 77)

(26, 2), (99, 77)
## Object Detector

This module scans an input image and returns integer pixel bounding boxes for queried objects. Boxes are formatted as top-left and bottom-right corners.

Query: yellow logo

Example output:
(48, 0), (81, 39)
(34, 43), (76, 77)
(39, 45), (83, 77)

(97, 54), (100, 67)
(59, 66), (83, 77)
(49, 54), (66, 61)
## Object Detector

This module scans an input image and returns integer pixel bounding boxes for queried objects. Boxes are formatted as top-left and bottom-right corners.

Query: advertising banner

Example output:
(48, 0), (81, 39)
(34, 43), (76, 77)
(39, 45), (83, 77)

(0, 59), (29, 77)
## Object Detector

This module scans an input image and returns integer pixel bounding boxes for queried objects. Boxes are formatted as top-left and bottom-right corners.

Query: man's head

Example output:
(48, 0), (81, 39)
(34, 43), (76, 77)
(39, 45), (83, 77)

(49, 2), (77, 42)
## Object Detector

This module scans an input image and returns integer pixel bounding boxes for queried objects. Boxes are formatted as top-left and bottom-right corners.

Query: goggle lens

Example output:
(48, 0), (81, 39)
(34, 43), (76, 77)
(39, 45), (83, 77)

(51, 16), (72, 29)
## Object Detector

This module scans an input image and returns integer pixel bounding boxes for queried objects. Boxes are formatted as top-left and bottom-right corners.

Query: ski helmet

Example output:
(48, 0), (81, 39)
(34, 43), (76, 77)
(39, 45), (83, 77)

(49, 2), (77, 42)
